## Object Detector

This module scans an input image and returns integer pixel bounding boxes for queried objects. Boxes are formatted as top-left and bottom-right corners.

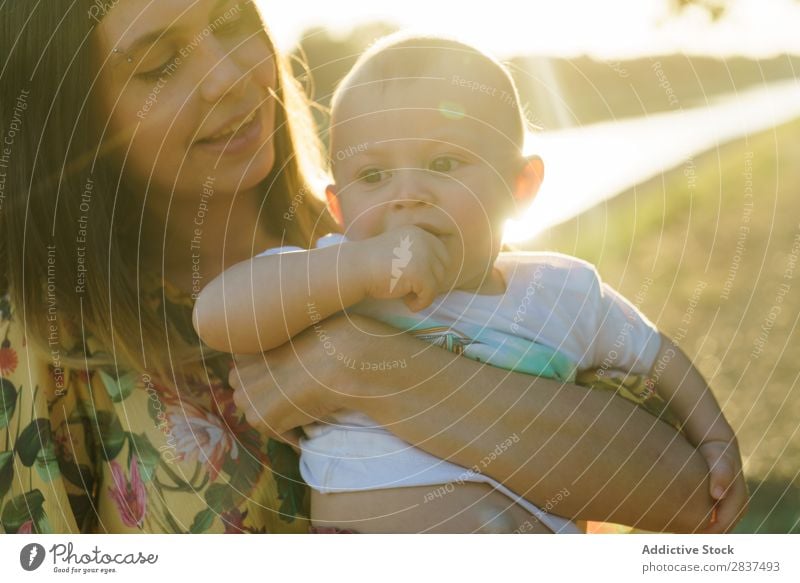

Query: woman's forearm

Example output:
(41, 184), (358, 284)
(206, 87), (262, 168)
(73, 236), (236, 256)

(346, 317), (715, 532)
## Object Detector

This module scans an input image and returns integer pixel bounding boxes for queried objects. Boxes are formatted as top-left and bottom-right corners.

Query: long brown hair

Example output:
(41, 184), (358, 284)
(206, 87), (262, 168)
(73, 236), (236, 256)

(0, 1), (337, 376)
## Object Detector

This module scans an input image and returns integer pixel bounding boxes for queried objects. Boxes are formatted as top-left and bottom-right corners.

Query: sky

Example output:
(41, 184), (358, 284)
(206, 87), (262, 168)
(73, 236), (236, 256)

(259, 0), (800, 59)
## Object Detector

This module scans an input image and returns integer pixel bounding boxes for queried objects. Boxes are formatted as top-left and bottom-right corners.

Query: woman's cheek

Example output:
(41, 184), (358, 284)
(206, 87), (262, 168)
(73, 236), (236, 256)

(244, 40), (277, 91)
(123, 99), (192, 186)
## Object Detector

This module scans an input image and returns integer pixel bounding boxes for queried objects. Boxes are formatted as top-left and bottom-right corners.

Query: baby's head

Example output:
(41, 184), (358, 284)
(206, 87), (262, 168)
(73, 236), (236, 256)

(326, 34), (543, 291)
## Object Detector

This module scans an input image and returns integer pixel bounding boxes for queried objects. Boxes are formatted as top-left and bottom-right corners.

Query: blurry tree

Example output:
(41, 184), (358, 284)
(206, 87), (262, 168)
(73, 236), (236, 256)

(672, 0), (727, 20)
(672, 0), (799, 20)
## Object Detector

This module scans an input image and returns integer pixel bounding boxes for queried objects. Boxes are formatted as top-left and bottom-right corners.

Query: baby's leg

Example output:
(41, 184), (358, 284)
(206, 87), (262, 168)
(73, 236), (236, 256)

(311, 482), (552, 533)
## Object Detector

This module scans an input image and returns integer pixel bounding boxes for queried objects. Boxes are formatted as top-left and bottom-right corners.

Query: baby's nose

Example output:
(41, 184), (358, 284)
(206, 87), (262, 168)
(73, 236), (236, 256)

(390, 170), (435, 208)
(390, 196), (430, 210)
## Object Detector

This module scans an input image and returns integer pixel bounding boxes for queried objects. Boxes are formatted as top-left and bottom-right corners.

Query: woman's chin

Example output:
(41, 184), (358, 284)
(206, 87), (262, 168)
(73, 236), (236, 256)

(210, 148), (275, 193)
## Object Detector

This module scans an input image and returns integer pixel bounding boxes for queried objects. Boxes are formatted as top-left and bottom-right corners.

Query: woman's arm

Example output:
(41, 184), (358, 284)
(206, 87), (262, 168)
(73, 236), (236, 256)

(230, 313), (724, 532)
(354, 319), (721, 532)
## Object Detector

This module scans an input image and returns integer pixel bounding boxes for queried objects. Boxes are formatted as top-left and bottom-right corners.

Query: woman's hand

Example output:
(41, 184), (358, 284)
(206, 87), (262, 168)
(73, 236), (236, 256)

(228, 311), (367, 442)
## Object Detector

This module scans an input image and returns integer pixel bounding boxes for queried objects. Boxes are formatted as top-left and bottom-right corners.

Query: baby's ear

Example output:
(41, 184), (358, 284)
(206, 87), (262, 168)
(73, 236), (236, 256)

(512, 155), (544, 212)
(325, 184), (345, 227)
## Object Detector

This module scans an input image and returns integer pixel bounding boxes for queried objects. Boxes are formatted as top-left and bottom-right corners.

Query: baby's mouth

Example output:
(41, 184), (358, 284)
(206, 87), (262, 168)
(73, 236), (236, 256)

(417, 225), (454, 246)
(414, 222), (448, 238)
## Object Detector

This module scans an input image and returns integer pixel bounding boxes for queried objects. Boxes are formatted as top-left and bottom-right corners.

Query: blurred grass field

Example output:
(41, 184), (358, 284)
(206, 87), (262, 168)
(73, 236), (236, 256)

(525, 118), (800, 533)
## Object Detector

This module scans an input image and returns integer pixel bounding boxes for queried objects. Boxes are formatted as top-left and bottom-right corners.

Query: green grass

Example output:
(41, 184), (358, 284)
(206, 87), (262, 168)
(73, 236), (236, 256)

(523, 118), (800, 533)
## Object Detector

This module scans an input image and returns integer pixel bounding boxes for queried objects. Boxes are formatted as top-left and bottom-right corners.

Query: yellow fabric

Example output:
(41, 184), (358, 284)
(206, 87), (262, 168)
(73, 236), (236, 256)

(0, 288), (309, 534)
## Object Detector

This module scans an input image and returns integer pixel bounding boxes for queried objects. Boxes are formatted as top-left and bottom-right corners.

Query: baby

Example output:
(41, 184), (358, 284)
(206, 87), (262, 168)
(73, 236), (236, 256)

(194, 34), (740, 533)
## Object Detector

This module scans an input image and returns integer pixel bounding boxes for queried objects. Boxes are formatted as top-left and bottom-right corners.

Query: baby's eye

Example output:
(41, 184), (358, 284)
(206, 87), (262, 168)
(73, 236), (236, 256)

(429, 156), (462, 173)
(357, 168), (390, 184)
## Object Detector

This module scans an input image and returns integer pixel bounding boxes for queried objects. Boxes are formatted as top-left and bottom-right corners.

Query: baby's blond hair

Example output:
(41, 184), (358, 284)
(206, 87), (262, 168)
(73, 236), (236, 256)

(331, 33), (527, 153)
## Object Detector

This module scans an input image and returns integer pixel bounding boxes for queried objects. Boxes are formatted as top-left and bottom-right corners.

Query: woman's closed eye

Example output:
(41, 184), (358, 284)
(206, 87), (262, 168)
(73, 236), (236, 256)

(136, 2), (261, 81)
(138, 57), (178, 81)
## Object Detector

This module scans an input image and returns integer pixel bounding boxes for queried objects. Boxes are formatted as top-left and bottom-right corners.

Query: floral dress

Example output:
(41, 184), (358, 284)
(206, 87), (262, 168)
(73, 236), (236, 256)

(0, 280), (308, 534)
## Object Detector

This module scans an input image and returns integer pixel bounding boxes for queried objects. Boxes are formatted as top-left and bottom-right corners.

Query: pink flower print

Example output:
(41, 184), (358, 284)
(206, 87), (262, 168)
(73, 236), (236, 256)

(221, 508), (248, 534)
(168, 402), (238, 480)
(108, 455), (147, 528)
(0, 341), (18, 375)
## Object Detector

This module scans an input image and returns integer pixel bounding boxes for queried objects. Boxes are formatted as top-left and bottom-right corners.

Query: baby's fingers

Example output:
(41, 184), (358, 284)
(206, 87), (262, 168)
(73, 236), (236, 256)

(403, 288), (437, 312)
(710, 462), (735, 501)
(707, 452), (736, 500)
(699, 441), (738, 500)
(703, 472), (749, 533)
(403, 274), (438, 312)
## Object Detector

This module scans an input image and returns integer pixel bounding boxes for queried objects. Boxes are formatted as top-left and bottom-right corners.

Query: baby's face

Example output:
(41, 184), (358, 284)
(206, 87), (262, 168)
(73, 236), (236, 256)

(330, 78), (520, 291)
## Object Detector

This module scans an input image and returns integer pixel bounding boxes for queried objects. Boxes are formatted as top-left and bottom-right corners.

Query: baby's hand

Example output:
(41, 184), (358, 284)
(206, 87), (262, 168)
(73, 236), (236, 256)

(698, 439), (748, 532)
(360, 225), (452, 311)
(698, 440), (738, 502)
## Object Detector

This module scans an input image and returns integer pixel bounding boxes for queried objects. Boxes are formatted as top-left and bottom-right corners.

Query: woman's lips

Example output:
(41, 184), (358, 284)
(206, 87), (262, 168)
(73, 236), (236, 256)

(194, 107), (264, 156)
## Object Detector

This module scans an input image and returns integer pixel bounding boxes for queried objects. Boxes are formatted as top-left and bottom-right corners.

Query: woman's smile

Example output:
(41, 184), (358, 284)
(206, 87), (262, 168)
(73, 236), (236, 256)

(194, 102), (266, 156)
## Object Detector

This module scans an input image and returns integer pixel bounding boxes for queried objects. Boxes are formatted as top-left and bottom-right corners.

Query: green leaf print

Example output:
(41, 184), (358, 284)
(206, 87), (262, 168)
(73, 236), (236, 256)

(267, 439), (307, 522)
(59, 460), (94, 492)
(0, 451), (14, 498)
(129, 433), (161, 482)
(15, 419), (51, 467)
(1, 489), (45, 533)
(98, 370), (136, 403)
(189, 508), (216, 534)
(34, 442), (61, 483)
(94, 411), (126, 460)
(226, 447), (262, 493)
(0, 378), (18, 429)
(205, 483), (241, 513)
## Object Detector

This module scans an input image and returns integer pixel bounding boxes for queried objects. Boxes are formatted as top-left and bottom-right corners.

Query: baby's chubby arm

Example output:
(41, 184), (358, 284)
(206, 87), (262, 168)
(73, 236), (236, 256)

(192, 241), (367, 354)
(192, 225), (451, 354)
(649, 333), (734, 446)
(649, 333), (747, 531)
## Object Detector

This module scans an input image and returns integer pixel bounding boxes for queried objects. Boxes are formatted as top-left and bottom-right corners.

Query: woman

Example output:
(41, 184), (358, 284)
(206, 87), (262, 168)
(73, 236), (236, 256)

(0, 0), (745, 533)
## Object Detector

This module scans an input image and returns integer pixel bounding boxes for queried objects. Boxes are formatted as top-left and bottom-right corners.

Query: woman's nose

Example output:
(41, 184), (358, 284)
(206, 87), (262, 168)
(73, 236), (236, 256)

(197, 40), (249, 103)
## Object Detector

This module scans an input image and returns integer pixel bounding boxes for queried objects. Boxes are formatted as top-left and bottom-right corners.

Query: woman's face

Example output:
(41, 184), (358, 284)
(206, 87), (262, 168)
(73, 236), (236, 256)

(95, 0), (277, 202)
